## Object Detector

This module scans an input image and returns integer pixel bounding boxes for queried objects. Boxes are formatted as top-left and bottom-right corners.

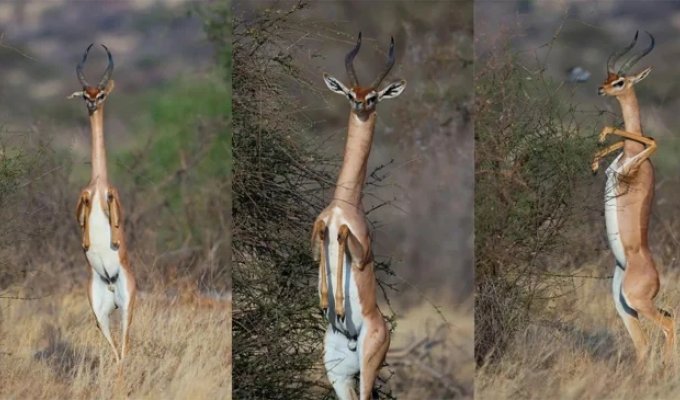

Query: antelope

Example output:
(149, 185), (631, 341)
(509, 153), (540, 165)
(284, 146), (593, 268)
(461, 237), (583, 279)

(592, 31), (675, 365)
(69, 44), (136, 364)
(312, 32), (406, 400)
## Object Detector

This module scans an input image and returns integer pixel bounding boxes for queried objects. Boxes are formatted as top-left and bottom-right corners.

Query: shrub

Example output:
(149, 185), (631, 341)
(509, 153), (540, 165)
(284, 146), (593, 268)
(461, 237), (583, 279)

(474, 47), (598, 366)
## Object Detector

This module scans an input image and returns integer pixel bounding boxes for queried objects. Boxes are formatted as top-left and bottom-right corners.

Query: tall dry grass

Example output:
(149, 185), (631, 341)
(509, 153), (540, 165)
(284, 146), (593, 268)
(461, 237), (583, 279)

(0, 285), (230, 399)
(477, 266), (680, 400)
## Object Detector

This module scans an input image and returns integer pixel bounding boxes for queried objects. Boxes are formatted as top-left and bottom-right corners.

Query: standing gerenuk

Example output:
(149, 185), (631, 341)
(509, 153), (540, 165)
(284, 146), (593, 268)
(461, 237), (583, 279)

(312, 33), (406, 400)
(69, 44), (137, 365)
(592, 31), (675, 365)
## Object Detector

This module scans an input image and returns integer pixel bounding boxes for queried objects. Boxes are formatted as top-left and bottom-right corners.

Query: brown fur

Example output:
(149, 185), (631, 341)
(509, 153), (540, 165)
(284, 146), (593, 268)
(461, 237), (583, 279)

(84, 86), (100, 99)
(76, 82), (137, 363)
(312, 111), (388, 399)
(594, 68), (675, 364)
(352, 86), (374, 101)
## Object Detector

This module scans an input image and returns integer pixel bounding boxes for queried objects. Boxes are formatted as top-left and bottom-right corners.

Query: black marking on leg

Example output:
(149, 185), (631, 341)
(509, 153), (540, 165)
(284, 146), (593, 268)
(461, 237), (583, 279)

(99, 268), (119, 285)
(347, 336), (358, 352)
(616, 260), (626, 271)
(620, 290), (638, 318)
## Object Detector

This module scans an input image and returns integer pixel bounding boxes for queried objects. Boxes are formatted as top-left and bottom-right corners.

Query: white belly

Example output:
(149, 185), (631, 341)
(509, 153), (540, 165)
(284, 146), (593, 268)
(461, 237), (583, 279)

(85, 190), (122, 279)
(321, 207), (364, 337)
(604, 153), (626, 268)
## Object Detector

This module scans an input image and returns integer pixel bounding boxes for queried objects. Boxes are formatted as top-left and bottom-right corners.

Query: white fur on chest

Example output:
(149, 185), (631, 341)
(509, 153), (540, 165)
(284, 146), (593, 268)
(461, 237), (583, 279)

(85, 190), (122, 279)
(604, 153), (626, 268)
(321, 207), (364, 336)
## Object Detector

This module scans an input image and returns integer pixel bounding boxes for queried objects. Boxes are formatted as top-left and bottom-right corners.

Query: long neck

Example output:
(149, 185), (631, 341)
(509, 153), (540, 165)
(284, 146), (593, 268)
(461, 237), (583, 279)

(617, 89), (642, 134)
(616, 89), (645, 155)
(90, 107), (108, 185)
(333, 112), (377, 207)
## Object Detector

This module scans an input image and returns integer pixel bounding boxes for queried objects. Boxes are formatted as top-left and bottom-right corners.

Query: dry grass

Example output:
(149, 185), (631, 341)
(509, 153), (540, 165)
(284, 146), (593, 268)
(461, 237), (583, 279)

(0, 286), (231, 399)
(477, 264), (680, 400)
(389, 301), (473, 399)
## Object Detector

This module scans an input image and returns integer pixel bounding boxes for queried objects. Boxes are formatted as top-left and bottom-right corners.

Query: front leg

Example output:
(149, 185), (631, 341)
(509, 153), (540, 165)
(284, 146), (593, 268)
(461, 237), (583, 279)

(76, 190), (91, 251)
(312, 219), (329, 310)
(107, 187), (123, 249)
(623, 140), (657, 177)
(592, 141), (624, 173)
(598, 126), (657, 176)
(336, 225), (349, 320)
(599, 126), (656, 147)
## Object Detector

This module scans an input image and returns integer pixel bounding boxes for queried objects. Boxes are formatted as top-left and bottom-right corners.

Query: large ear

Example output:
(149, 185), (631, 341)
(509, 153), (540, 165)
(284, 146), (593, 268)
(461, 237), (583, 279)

(632, 66), (652, 84)
(323, 73), (350, 96)
(378, 80), (406, 100)
(104, 79), (116, 95)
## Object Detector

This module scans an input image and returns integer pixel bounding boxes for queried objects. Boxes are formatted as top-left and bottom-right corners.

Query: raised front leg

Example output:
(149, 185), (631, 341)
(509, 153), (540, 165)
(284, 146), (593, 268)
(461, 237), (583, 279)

(107, 187), (123, 249)
(592, 141), (624, 173)
(598, 126), (657, 176)
(336, 225), (350, 320)
(599, 126), (655, 146)
(76, 190), (92, 251)
(312, 219), (329, 310)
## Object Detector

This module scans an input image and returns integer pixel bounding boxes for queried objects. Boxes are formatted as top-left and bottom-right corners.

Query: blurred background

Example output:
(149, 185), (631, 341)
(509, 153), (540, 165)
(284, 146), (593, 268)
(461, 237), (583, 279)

(0, 1), (230, 398)
(475, 2), (680, 399)
(233, 1), (472, 399)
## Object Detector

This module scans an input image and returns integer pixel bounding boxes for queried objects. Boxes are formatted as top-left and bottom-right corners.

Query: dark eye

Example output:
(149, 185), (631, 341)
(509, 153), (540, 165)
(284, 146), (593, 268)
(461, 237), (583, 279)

(366, 96), (376, 104)
(613, 80), (624, 88)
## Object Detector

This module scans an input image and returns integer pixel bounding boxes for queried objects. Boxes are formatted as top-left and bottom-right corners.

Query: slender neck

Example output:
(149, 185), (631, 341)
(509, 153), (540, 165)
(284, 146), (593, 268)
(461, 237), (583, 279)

(616, 88), (645, 155)
(616, 89), (643, 134)
(333, 112), (377, 207)
(89, 107), (108, 185)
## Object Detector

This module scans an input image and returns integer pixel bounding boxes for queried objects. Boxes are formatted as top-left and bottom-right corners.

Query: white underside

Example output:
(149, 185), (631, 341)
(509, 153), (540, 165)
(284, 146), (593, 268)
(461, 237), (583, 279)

(604, 153), (626, 268)
(605, 153), (635, 317)
(320, 206), (366, 398)
(86, 190), (121, 280)
(85, 190), (133, 333)
(320, 206), (364, 337)
(325, 322), (371, 400)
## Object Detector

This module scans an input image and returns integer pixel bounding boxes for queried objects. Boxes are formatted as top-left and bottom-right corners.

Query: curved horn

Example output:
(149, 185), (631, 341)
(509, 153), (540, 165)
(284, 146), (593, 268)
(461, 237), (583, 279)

(607, 31), (638, 73)
(618, 31), (654, 74)
(345, 32), (362, 87)
(370, 36), (395, 89)
(76, 43), (94, 87)
(97, 44), (114, 89)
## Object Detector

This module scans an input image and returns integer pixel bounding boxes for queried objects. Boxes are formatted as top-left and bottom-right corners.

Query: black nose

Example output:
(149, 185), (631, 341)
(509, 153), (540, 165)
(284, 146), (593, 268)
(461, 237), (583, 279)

(598, 86), (605, 96)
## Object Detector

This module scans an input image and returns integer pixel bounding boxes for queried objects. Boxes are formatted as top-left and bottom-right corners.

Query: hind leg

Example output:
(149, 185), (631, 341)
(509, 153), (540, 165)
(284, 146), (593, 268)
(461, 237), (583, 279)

(117, 269), (136, 361)
(635, 303), (676, 366)
(89, 275), (120, 362)
(358, 313), (389, 400)
(624, 254), (676, 365)
(324, 325), (360, 400)
(613, 265), (648, 362)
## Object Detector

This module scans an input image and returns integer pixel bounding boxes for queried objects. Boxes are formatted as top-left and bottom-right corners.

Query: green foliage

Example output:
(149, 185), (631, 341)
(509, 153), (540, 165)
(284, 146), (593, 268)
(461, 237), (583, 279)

(474, 49), (598, 366)
(115, 76), (229, 252)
